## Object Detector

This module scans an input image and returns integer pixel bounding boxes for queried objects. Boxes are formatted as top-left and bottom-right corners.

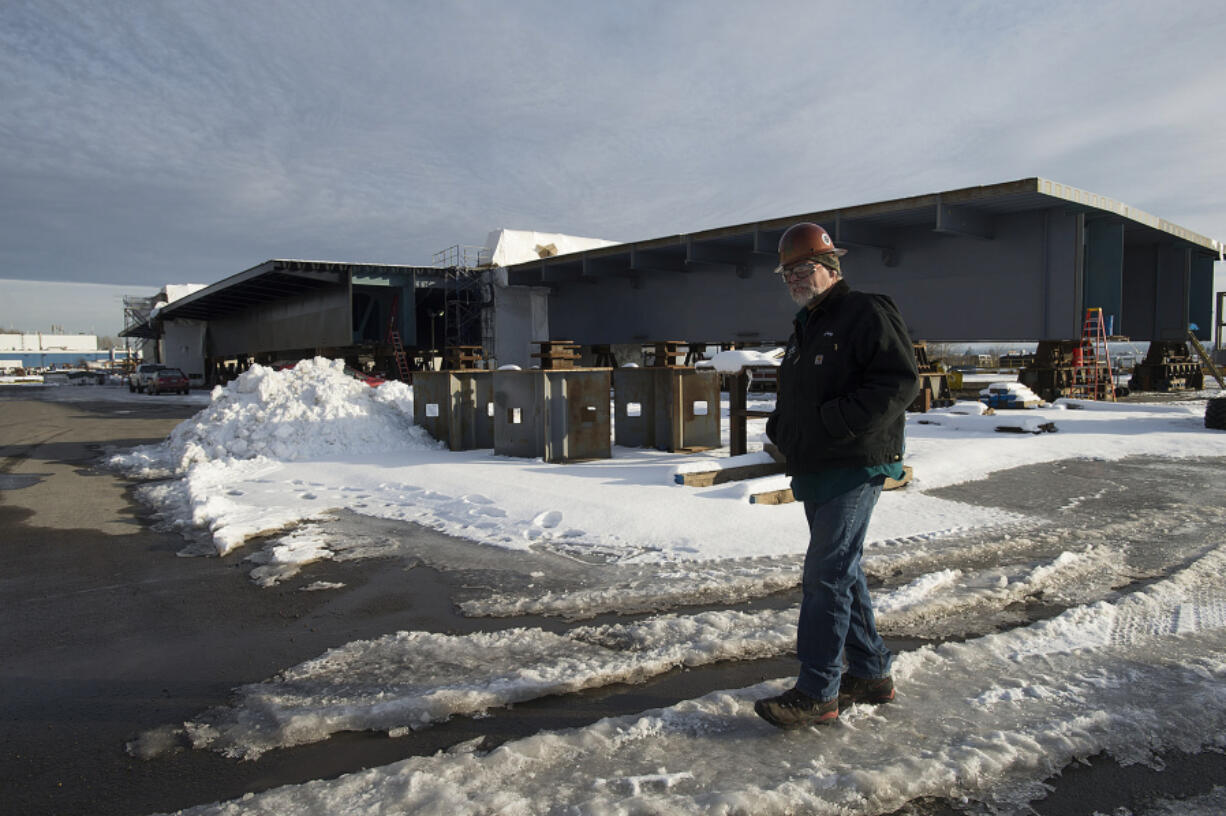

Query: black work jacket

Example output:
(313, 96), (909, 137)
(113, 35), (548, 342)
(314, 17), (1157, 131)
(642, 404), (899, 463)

(766, 280), (920, 474)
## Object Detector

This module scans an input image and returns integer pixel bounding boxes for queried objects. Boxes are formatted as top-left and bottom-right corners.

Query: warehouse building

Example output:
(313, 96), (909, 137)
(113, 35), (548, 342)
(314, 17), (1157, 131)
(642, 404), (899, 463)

(123, 178), (1223, 383)
(125, 261), (481, 385)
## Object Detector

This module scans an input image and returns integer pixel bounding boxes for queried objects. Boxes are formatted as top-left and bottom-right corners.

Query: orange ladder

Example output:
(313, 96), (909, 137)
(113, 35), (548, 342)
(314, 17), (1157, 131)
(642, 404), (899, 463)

(1071, 307), (1115, 400)
(386, 296), (412, 382)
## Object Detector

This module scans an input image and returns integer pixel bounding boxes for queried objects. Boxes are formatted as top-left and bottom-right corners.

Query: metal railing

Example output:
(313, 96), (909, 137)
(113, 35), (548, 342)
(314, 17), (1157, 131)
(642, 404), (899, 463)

(432, 244), (492, 269)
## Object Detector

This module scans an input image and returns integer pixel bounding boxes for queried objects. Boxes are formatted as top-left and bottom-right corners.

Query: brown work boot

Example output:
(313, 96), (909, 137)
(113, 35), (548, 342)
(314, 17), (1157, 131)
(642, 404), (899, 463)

(753, 687), (838, 729)
(838, 674), (895, 707)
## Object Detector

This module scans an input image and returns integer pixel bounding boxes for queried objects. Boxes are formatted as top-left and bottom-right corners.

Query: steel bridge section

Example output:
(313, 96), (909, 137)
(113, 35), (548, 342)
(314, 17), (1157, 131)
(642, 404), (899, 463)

(502, 178), (1220, 346)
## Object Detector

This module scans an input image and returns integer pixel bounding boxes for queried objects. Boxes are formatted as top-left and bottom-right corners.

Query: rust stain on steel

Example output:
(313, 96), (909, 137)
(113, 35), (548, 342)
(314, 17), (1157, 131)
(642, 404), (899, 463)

(560, 369), (612, 462)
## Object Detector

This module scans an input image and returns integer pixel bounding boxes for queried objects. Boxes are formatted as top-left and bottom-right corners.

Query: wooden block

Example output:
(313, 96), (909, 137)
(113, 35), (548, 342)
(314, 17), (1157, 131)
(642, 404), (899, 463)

(675, 461), (787, 487)
(749, 488), (795, 505)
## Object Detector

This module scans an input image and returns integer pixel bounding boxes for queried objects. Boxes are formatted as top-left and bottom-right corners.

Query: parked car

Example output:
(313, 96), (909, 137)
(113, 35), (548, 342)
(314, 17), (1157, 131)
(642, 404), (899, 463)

(128, 363), (167, 393)
(148, 368), (189, 395)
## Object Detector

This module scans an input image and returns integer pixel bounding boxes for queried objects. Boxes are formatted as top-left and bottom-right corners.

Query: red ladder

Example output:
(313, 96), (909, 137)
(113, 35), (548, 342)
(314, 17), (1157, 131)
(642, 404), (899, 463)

(386, 296), (411, 382)
(1071, 307), (1115, 401)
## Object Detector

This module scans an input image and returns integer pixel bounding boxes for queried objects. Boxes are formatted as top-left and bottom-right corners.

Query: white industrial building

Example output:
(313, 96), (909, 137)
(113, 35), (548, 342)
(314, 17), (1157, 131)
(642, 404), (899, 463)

(0, 333), (134, 371)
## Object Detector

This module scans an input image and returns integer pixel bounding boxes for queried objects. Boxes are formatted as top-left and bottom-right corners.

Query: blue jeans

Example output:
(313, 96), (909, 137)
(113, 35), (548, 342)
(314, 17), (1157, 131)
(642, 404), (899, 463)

(795, 480), (892, 701)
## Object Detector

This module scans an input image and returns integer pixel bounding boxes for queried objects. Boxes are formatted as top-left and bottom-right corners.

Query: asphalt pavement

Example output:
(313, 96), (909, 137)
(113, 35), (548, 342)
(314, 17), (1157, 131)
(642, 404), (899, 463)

(0, 392), (800, 815)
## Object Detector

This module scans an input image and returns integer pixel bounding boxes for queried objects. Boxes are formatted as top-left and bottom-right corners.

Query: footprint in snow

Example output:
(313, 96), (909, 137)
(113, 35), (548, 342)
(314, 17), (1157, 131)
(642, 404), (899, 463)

(462, 494), (495, 505)
(227, 490), (244, 496)
(301, 493), (317, 500)
(532, 510), (563, 529)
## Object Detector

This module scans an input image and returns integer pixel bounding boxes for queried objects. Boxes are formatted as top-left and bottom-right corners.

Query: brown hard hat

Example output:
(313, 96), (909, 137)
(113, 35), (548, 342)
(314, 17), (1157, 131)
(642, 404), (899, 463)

(778, 222), (847, 266)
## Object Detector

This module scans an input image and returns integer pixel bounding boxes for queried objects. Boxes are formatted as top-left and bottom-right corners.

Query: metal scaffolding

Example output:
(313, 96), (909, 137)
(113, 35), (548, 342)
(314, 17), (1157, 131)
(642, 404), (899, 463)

(122, 295), (158, 336)
(431, 245), (493, 354)
(443, 267), (488, 351)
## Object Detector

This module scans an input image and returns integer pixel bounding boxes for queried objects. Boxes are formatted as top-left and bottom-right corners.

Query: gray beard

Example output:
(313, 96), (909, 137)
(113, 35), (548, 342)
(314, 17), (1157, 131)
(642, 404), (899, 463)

(789, 284), (819, 307)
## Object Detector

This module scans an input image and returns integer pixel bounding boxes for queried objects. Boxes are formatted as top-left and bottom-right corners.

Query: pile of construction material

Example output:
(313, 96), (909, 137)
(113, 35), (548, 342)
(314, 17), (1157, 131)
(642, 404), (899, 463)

(980, 382), (1045, 409)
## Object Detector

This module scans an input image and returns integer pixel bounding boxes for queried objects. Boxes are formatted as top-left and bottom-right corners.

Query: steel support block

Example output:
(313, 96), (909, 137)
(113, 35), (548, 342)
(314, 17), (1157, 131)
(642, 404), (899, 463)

(613, 368), (721, 451)
(413, 370), (494, 450)
(493, 368), (612, 462)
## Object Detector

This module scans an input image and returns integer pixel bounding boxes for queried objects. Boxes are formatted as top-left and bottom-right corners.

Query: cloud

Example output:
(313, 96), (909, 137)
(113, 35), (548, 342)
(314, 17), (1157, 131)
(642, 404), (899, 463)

(0, 278), (132, 335)
(0, 0), (1223, 297)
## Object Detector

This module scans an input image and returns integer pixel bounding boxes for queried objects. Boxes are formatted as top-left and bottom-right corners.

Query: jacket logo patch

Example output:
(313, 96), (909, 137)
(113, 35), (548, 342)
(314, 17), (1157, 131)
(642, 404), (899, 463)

(814, 354), (824, 365)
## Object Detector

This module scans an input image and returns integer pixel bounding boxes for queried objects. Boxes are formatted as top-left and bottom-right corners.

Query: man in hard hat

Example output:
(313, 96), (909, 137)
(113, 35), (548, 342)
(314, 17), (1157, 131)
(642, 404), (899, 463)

(755, 222), (920, 729)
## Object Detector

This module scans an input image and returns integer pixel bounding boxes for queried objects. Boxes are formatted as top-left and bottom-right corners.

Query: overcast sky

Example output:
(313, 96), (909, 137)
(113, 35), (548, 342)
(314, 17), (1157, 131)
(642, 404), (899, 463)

(2, 0), (1224, 335)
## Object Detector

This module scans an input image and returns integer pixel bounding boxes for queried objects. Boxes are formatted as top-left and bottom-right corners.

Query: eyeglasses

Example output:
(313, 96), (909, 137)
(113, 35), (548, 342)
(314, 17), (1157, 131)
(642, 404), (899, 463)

(774, 259), (821, 282)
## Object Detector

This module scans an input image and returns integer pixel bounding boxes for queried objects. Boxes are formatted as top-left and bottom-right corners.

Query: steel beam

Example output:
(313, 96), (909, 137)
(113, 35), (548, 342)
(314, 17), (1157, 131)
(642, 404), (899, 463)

(833, 216), (894, 249)
(630, 246), (686, 275)
(834, 216), (900, 266)
(934, 200), (994, 239)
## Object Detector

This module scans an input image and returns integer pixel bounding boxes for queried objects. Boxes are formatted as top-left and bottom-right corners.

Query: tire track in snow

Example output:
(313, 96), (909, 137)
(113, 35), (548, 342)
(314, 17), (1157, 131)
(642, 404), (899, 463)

(460, 489), (1225, 620)
(133, 544), (1133, 760)
(165, 542), (1226, 815)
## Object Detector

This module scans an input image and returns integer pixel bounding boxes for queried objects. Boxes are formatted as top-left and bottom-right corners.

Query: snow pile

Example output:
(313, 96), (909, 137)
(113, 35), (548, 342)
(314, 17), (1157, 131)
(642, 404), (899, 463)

(928, 400), (991, 416)
(105, 358), (443, 555)
(109, 358), (438, 477)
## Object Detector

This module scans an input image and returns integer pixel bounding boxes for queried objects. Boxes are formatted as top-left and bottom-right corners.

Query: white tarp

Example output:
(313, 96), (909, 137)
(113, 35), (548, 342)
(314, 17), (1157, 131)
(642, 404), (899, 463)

(163, 283), (208, 303)
(485, 229), (618, 269)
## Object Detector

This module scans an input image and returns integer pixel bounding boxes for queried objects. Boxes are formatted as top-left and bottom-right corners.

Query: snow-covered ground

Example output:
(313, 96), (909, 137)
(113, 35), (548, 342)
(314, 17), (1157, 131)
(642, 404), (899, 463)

(50, 359), (1226, 813)
(151, 554), (1226, 815)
